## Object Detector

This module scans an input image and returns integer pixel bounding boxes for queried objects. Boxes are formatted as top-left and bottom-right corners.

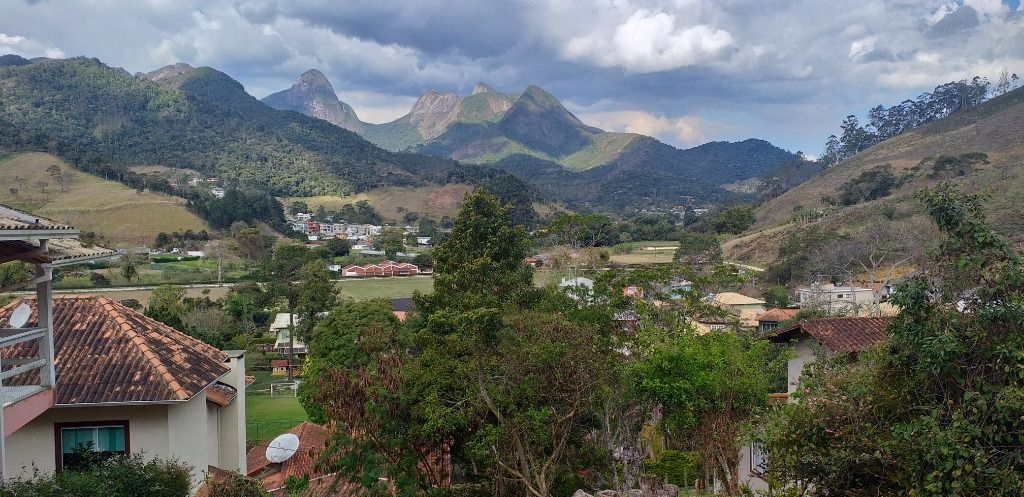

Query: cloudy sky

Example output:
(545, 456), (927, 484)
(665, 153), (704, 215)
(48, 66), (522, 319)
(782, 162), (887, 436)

(2, 0), (1022, 154)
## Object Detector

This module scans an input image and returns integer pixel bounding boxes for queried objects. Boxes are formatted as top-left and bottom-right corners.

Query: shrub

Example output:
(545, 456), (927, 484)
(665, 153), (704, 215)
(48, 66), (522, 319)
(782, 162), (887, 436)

(645, 450), (700, 487)
(89, 272), (111, 287)
(0, 454), (191, 497)
(839, 164), (898, 205)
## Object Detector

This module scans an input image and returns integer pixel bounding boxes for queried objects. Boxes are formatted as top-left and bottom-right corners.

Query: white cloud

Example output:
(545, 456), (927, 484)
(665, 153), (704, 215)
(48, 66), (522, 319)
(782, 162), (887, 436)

(561, 8), (734, 73)
(580, 110), (723, 146)
(848, 36), (877, 60)
(0, 32), (64, 59)
(964, 0), (1009, 16)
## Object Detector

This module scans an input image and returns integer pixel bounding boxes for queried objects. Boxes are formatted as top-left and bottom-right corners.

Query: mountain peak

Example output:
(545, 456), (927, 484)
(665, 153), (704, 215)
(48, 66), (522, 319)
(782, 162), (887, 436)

(296, 69), (334, 92)
(145, 62), (197, 82)
(410, 90), (462, 120)
(471, 82), (495, 95)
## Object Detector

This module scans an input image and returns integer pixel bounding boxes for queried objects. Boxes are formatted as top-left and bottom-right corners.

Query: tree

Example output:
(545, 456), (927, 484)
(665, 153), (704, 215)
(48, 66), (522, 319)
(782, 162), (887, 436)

(674, 231), (722, 267)
(548, 212), (613, 281)
(709, 205), (756, 235)
(145, 285), (187, 330)
(120, 253), (139, 284)
(477, 311), (608, 497)
(759, 183), (1024, 496)
(35, 180), (48, 193)
(287, 201), (309, 216)
(204, 240), (230, 285)
(635, 330), (780, 495)
(762, 285), (790, 308)
(373, 227), (405, 259)
(0, 261), (29, 289)
(233, 228), (273, 262)
(264, 241), (319, 377)
(838, 164), (898, 205)
(324, 237), (350, 257)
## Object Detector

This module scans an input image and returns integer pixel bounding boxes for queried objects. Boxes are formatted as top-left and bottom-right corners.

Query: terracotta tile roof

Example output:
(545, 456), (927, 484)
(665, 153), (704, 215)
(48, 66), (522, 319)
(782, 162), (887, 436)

(0, 296), (229, 404)
(757, 308), (801, 323)
(766, 317), (892, 353)
(247, 422), (357, 496)
(206, 382), (238, 407)
(270, 359), (289, 367)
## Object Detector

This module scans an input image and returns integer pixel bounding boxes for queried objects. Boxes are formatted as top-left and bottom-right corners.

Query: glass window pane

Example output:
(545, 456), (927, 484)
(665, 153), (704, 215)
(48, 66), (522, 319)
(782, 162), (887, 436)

(62, 428), (96, 454)
(97, 427), (125, 452)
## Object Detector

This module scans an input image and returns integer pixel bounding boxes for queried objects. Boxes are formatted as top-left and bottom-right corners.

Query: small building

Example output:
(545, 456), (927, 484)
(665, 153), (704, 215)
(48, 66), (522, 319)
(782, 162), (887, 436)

(210, 187), (225, 199)
(623, 285), (644, 298)
(558, 277), (595, 300)
(270, 359), (289, 377)
(341, 261), (420, 278)
(712, 292), (766, 327)
(246, 422), (352, 496)
(416, 236), (432, 246)
(756, 308), (801, 334)
(688, 307), (740, 333)
(392, 298), (416, 322)
(797, 283), (875, 315)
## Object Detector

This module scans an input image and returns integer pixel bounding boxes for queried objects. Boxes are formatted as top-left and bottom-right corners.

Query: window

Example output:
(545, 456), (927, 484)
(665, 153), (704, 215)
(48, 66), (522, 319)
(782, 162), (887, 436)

(836, 293), (846, 299)
(750, 443), (767, 474)
(55, 421), (129, 470)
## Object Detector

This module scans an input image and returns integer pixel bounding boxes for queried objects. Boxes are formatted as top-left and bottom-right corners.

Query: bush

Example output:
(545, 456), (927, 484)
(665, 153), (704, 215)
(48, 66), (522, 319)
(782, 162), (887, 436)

(645, 450), (700, 487)
(838, 164), (898, 205)
(89, 272), (111, 287)
(0, 454), (191, 497)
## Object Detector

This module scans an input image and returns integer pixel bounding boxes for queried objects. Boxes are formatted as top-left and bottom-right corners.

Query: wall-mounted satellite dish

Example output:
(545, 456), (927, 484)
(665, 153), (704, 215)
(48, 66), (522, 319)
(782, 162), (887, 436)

(265, 433), (300, 463)
(8, 303), (31, 329)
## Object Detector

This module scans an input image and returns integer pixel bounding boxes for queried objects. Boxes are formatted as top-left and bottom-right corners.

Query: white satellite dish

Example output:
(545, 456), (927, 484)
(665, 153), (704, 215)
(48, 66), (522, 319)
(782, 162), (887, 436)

(265, 433), (300, 463)
(8, 303), (31, 329)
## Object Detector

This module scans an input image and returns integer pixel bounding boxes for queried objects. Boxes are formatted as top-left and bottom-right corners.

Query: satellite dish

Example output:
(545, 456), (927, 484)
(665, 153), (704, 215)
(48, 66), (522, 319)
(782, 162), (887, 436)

(9, 303), (31, 329)
(265, 433), (300, 463)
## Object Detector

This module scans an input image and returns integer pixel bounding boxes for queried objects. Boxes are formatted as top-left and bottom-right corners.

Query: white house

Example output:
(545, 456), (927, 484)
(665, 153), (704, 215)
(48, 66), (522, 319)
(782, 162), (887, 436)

(0, 296), (247, 488)
(210, 187), (225, 199)
(270, 313), (308, 356)
(734, 317), (892, 491)
(797, 283), (874, 315)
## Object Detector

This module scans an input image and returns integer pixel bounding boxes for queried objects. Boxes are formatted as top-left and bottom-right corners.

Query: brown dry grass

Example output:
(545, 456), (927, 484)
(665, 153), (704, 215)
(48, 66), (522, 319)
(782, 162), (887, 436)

(1, 152), (210, 246)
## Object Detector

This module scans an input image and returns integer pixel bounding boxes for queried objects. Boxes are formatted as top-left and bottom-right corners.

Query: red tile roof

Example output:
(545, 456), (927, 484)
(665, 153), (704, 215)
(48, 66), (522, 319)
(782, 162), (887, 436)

(756, 308), (800, 323)
(767, 317), (892, 353)
(0, 296), (229, 404)
(247, 422), (356, 496)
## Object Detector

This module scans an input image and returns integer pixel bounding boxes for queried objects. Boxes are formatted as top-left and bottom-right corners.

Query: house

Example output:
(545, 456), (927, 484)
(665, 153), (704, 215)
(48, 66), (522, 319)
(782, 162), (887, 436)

(246, 422), (352, 496)
(392, 298), (416, 322)
(854, 281), (897, 301)
(736, 317), (892, 492)
(0, 296), (247, 488)
(341, 261), (420, 278)
(558, 277), (595, 300)
(756, 308), (801, 334)
(416, 236), (432, 246)
(269, 313), (308, 356)
(711, 292), (766, 327)
(663, 278), (693, 299)
(796, 283), (874, 315)
(295, 213), (312, 222)
(687, 307), (740, 333)
(210, 187), (225, 199)
(623, 285), (644, 298)
(270, 359), (289, 377)
(0, 204), (116, 480)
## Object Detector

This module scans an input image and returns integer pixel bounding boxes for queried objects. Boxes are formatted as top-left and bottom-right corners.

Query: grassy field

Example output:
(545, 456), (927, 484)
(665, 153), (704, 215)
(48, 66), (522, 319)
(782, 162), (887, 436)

(609, 241), (677, 265)
(0, 152), (210, 246)
(284, 184), (473, 224)
(46, 286), (232, 307)
(246, 388), (308, 445)
(337, 276), (435, 300)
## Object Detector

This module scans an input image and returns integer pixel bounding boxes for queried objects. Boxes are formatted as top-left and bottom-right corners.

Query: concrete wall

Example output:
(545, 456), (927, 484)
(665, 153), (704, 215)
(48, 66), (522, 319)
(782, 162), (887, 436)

(787, 337), (818, 395)
(737, 443), (769, 492)
(218, 352), (247, 474)
(4, 404), (169, 478)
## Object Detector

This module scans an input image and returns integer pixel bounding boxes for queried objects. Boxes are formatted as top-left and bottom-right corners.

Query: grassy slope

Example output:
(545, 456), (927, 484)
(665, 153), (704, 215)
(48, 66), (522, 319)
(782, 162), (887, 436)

(725, 86), (1024, 265)
(283, 183), (474, 223)
(0, 152), (210, 246)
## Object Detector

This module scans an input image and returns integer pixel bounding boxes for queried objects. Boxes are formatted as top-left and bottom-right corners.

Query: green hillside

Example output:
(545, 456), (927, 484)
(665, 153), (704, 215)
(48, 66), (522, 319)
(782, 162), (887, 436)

(724, 85), (1024, 265)
(0, 57), (457, 197)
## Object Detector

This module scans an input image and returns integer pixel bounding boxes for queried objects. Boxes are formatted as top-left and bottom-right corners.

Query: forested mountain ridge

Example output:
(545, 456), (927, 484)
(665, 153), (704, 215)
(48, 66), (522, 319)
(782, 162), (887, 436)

(266, 70), (801, 211)
(0, 57), (459, 197)
(724, 84), (1024, 265)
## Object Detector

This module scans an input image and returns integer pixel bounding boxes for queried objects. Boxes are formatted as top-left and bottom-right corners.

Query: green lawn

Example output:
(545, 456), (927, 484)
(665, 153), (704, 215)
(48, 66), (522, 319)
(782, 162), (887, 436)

(336, 276), (435, 300)
(245, 371), (309, 445)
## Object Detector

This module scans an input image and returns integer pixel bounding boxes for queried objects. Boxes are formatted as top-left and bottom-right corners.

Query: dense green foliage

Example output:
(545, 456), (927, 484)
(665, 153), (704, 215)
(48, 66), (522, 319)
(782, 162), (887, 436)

(0, 454), (191, 497)
(759, 184), (1024, 496)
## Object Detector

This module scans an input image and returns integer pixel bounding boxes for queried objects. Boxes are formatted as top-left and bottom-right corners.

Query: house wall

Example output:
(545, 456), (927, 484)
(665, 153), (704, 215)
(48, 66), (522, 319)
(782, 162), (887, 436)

(4, 404), (169, 478)
(219, 353), (247, 474)
(167, 391), (213, 487)
(737, 443), (768, 492)
(788, 338), (818, 395)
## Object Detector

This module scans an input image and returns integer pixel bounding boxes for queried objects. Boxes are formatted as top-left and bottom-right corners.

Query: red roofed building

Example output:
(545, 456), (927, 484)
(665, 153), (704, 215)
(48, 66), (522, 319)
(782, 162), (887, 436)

(246, 422), (353, 496)
(342, 261), (420, 278)
(756, 308), (801, 334)
(0, 296), (248, 488)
